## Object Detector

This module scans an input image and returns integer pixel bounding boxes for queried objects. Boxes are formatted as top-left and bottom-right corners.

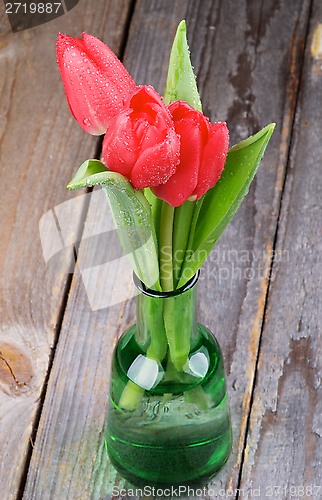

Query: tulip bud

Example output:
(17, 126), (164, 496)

(152, 101), (229, 207)
(56, 33), (136, 135)
(102, 86), (180, 189)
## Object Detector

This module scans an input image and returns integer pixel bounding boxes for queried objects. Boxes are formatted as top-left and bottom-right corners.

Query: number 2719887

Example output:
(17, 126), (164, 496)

(266, 485), (321, 497)
(5, 3), (62, 14)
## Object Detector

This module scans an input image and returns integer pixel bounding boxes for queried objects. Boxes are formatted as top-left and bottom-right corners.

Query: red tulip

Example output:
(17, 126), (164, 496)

(101, 85), (180, 189)
(56, 33), (136, 135)
(151, 101), (229, 207)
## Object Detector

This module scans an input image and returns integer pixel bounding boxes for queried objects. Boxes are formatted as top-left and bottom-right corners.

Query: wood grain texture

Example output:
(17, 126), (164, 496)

(21, 0), (313, 499)
(239, 0), (322, 495)
(0, 0), (132, 498)
(23, 188), (136, 500)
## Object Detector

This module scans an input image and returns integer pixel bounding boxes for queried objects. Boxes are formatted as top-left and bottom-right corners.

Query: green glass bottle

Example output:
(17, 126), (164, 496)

(105, 272), (232, 487)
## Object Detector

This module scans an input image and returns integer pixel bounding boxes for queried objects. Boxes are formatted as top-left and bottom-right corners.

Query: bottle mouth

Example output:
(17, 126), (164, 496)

(133, 270), (200, 298)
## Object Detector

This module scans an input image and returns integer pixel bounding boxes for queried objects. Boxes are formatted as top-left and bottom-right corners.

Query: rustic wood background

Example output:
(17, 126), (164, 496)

(0, 0), (321, 499)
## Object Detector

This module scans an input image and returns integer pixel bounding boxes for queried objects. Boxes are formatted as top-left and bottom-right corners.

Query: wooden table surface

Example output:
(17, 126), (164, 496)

(1, 0), (321, 499)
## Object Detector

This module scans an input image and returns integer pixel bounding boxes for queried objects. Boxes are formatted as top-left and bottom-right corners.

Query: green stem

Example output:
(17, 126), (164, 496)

(184, 386), (209, 411)
(118, 293), (167, 412)
(163, 300), (188, 372)
(119, 381), (145, 410)
(159, 201), (174, 292)
(144, 295), (168, 361)
(163, 282), (195, 372)
(172, 200), (195, 288)
(178, 194), (206, 287)
(144, 188), (163, 253)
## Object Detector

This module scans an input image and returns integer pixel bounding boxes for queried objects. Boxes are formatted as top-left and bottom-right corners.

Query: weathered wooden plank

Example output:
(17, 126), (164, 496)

(239, 0), (322, 495)
(23, 188), (137, 500)
(0, 1), (132, 499)
(22, 0), (312, 499)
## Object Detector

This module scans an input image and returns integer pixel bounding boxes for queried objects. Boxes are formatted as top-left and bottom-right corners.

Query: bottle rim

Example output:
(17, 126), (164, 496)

(133, 270), (200, 298)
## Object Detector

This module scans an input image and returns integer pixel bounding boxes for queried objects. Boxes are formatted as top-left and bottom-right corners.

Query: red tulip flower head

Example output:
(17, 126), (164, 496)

(152, 101), (229, 206)
(102, 86), (180, 189)
(56, 33), (136, 135)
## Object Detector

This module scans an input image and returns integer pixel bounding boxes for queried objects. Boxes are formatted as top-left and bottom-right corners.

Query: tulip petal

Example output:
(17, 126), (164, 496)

(102, 112), (139, 175)
(140, 124), (164, 150)
(131, 86), (174, 126)
(191, 122), (229, 199)
(131, 128), (180, 189)
(154, 109), (172, 134)
(152, 116), (202, 206)
(82, 33), (135, 91)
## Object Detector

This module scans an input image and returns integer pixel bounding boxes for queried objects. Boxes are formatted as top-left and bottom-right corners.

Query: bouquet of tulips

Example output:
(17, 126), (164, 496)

(56, 21), (274, 383)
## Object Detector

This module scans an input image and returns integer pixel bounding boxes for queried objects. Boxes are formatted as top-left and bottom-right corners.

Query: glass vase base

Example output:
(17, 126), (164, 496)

(105, 323), (232, 487)
(106, 422), (231, 488)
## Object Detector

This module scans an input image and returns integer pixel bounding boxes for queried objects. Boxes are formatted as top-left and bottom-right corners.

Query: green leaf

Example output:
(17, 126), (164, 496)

(178, 123), (276, 287)
(67, 160), (161, 291)
(67, 159), (109, 188)
(163, 20), (202, 111)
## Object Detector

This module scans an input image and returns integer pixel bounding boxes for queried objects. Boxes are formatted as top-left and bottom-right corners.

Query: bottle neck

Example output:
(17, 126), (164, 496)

(134, 273), (199, 370)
